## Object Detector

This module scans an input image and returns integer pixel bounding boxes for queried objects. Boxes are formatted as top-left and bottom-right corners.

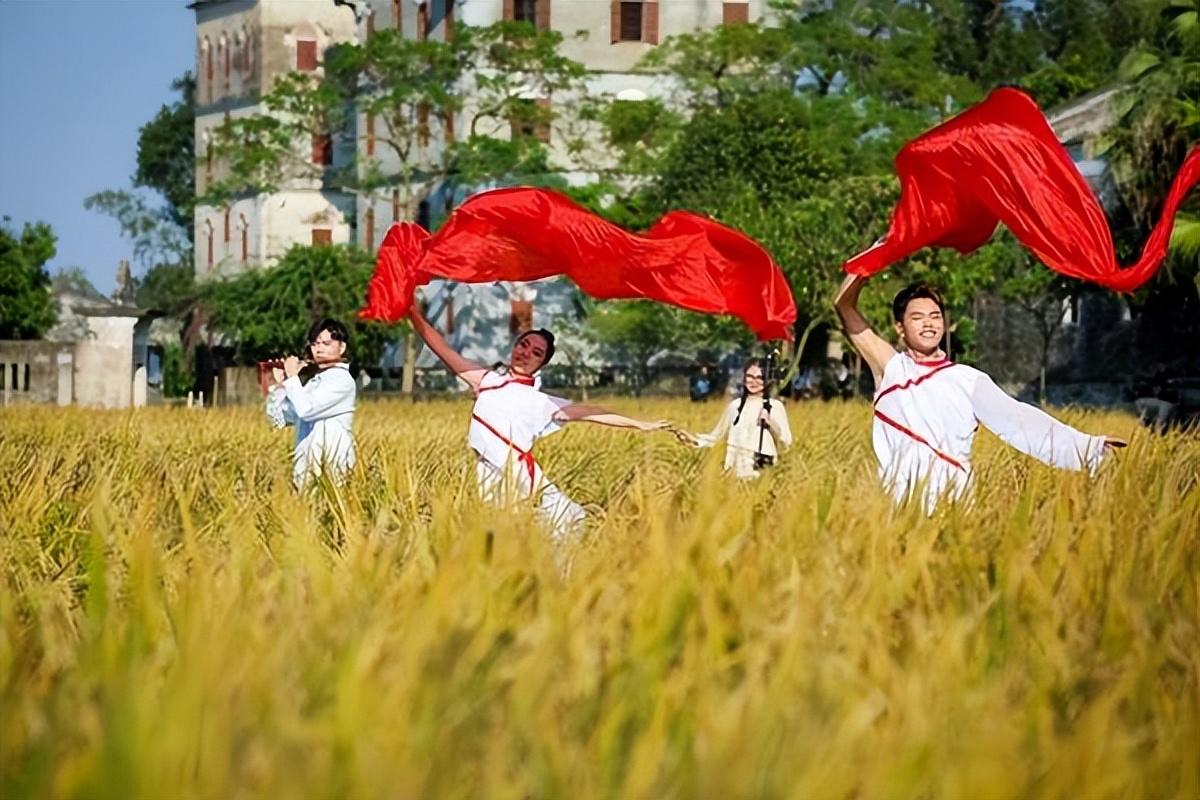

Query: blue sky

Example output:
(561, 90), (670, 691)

(0, 0), (194, 294)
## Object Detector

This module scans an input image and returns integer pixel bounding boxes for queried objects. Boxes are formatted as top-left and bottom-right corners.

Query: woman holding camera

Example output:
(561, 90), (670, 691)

(683, 359), (793, 480)
(265, 318), (357, 488)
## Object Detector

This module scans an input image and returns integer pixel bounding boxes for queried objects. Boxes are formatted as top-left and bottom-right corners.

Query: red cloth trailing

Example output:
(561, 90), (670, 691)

(359, 187), (797, 341)
(843, 87), (1200, 293)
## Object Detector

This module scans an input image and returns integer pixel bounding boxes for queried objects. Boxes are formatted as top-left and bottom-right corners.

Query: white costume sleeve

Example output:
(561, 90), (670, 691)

(769, 400), (793, 449)
(971, 374), (1108, 473)
(694, 402), (735, 448)
(265, 386), (297, 429)
(282, 372), (354, 422)
(536, 393), (573, 438)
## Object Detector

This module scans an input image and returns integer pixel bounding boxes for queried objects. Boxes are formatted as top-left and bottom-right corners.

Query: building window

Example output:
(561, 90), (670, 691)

(202, 37), (213, 102)
(513, 0), (537, 23)
(619, 2), (641, 41)
(240, 214), (249, 261)
(392, 0), (402, 31)
(509, 300), (533, 335)
(418, 103), (430, 146)
(417, 3), (428, 40)
(222, 35), (231, 89)
(510, 98), (551, 144)
(366, 112), (375, 156)
(312, 134), (333, 166)
(223, 208), (231, 243)
(296, 39), (318, 71)
(612, 1), (658, 43)
(722, 2), (749, 25)
(206, 221), (214, 266)
(312, 229), (332, 246)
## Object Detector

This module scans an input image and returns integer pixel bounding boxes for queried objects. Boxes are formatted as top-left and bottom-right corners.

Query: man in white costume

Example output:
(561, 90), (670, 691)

(266, 318), (357, 488)
(408, 300), (669, 540)
(834, 275), (1125, 510)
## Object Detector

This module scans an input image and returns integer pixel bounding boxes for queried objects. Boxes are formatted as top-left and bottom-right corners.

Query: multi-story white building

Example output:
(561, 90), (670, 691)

(192, 0), (766, 369)
(191, 0), (358, 280)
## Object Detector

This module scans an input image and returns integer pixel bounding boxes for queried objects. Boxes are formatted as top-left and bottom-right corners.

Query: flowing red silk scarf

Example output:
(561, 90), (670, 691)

(359, 187), (797, 341)
(843, 87), (1200, 292)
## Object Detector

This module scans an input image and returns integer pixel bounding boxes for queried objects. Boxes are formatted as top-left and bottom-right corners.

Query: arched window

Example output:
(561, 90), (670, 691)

(223, 208), (231, 245)
(205, 220), (215, 267)
(242, 26), (253, 75)
(239, 214), (249, 261)
(220, 33), (230, 90)
(201, 37), (213, 102)
(294, 22), (321, 71)
(201, 130), (213, 188)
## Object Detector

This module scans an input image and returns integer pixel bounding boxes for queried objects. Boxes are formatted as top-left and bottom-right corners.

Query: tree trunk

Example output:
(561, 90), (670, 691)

(402, 333), (417, 395)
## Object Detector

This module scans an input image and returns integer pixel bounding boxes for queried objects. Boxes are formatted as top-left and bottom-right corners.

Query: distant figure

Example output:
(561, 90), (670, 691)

(265, 318), (357, 488)
(689, 365), (714, 402)
(682, 359), (793, 479)
(1133, 371), (1180, 434)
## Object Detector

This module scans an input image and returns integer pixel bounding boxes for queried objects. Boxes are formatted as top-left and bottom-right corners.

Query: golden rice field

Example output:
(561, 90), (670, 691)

(1, 398), (1197, 799)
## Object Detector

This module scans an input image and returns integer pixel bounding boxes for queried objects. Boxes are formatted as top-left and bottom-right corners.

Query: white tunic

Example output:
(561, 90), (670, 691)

(695, 396), (793, 479)
(872, 352), (1108, 510)
(265, 363), (356, 487)
(469, 370), (585, 539)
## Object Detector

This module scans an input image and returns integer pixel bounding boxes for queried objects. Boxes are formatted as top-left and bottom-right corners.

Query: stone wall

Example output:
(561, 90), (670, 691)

(0, 341), (74, 406)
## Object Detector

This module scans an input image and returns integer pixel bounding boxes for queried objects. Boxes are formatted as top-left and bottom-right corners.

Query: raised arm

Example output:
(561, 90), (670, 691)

(408, 301), (487, 390)
(834, 274), (897, 386)
(554, 402), (669, 432)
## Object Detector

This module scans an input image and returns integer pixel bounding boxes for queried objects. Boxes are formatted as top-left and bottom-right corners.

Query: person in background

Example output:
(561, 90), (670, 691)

(681, 359), (793, 479)
(265, 318), (357, 488)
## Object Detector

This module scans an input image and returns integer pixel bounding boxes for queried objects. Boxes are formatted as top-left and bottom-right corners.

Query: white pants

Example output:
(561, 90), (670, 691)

(475, 458), (586, 542)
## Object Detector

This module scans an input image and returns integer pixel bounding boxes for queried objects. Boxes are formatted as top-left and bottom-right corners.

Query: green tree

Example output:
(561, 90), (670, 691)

(134, 72), (196, 236)
(202, 244), (394, 367)
(0, 217), (58, 340)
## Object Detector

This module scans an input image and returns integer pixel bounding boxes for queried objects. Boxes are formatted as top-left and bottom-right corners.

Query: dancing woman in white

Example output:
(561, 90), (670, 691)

(408, 301), (669, 539)
(265, 318), (357, 488)
(685, 360), (792, 479)
(834, 275), (1124, 510)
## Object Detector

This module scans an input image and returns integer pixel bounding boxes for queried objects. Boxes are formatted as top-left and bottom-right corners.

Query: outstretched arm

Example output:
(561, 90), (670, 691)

(554, 402), (669, 432)
(408, 301), (487, 390)
(972, 374), (1125, 473)
(834, 274), (896, 386)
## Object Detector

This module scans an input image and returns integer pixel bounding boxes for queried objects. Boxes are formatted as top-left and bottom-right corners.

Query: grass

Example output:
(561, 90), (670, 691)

(0, 398), (1197, 799)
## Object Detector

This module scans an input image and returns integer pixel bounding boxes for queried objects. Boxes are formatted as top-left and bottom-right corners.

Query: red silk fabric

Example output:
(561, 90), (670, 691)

(844, 87), (1200, 293)
(360, 187), (797, 341)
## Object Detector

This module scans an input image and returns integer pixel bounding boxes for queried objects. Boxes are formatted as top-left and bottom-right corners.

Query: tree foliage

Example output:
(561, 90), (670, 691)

(202, 244), (394, 366)
(0, 217), (58, 340)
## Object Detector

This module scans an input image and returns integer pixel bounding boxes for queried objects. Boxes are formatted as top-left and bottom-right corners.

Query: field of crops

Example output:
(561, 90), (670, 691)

(1, 398), (1197, 799)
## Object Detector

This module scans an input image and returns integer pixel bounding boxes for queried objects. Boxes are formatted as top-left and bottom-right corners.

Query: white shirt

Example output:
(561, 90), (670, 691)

(468, 370), (571, 471)
(872, 352), (1108, 509)
(265, 363), (356, 486)
(696, 395), (793, 479)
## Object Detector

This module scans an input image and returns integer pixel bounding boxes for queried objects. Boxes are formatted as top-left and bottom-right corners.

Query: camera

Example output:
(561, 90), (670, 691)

(753, 452), (775, 470)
